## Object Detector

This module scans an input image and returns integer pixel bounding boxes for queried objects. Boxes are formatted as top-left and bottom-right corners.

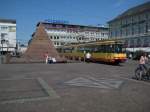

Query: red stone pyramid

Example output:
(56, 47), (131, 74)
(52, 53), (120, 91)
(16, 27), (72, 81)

(24, 23), (62, 62)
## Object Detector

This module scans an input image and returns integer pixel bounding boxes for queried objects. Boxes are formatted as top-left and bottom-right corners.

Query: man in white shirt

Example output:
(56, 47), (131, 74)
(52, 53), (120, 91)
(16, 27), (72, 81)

(52, 57), (56, 63)
(85, 52), (91, 63)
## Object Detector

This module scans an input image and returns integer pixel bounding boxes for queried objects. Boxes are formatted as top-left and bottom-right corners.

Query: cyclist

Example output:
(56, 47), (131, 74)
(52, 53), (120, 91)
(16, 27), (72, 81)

(85, 52), (91, 63)
(139, 53), (148, 73)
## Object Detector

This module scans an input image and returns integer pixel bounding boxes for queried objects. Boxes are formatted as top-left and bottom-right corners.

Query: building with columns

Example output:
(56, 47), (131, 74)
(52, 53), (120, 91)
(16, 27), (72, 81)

(108, 2), (150, 52)
(32, 21), (108, 48)
(0, 19), (16, 54)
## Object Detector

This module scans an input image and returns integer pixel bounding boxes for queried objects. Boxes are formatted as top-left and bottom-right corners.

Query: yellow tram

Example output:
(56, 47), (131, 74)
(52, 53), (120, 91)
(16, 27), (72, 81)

(59, 40), (127, 64)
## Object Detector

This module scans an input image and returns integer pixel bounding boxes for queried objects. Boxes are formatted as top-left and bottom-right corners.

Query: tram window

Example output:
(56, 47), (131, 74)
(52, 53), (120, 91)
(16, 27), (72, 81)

(92, 46), (100, 53)
(107, 45), (113, 53)
(77, 47), (84, 52)
(64, 48), (73, 53)
(111, 45), (115, 53)
(114, 44), (122, 53)
(101, 45), (106, 53)
(78, 47), (92, 53)
(97, 46), (102, 52)
(90, 47), (95, 52)
(96, 45), (104, 53)
(93, 47), (98, 52)
(84, 47), (92, 52)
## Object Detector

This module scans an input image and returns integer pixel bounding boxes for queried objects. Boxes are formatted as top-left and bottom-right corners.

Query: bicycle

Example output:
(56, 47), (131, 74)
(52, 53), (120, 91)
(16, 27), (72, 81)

(134, 64), (150, 80)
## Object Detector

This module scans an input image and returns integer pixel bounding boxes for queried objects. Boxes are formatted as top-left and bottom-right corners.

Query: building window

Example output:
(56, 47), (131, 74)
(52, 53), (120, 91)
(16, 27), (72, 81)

(91, 32), (94, 35)
(139, 23), (146, 34)
(147, 20), (150, 32)
(1, 33), (8, 39)
(9, 26), (16, 32)
(129, 39), (135, 48)
(124, 39), (129, 48)
(147, 13), (150, 20)
(127, 17), (132, 24)
(62, 25), (65, 28)
(139, 14), (146, 21)
(136, 38), (142, 47)
(52, 24), (56, 27)
(56, 25), (62, 28)
(132, 15), (138, 23)
(132, 24), (138, 35)
(122, 19), (127, 26)
(50, 36), (53, 39)
(143, 37), (149, 47)
(1, 26), (8, 30)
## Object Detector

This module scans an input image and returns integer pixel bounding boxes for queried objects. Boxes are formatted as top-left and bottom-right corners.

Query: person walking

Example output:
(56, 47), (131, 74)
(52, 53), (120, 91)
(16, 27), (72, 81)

(44, 52), (49, 64)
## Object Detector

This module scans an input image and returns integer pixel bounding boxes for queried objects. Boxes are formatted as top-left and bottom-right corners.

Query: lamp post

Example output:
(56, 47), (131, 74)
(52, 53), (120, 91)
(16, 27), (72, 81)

(1, 39), (5, 55)
(6, 40), (9, 53)
(1, 39), (5, 64)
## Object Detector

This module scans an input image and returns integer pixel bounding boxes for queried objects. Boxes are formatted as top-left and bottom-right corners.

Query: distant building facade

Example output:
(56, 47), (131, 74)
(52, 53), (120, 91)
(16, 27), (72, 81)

(18, 44), (28, 54)
(32, 21), (108, 48)
(0, 19), (16, 54)
(108, 2), (150, 52)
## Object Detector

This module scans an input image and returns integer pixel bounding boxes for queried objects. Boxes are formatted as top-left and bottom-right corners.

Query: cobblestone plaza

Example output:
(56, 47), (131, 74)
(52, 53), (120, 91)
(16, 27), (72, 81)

(0, 60), (150, 112)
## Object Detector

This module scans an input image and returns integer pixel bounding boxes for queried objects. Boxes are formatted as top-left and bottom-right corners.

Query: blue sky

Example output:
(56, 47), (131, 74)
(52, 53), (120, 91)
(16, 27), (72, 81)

(0, 0), (149, 43)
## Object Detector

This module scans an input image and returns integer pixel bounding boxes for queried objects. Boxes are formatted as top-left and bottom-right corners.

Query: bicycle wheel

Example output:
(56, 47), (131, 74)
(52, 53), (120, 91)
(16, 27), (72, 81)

(135, 68), (143, 80)
(146, 68), (150, 80)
